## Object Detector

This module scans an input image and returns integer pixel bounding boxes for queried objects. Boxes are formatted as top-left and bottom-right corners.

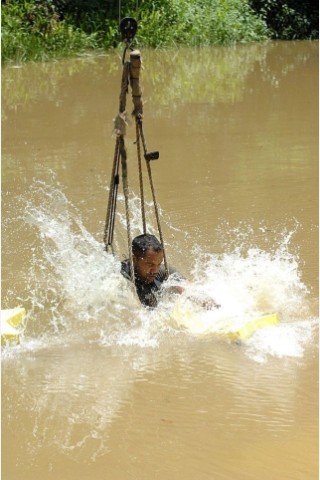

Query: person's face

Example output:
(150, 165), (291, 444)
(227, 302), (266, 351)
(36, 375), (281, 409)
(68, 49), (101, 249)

(133, 249), (164, 284)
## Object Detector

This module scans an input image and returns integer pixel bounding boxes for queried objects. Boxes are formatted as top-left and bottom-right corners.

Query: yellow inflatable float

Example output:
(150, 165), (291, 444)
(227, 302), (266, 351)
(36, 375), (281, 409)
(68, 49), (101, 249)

(1, 307), (26, 345)
(225, 312), (279, 341)
(1, 305), (279, 345)
(171, 301), (279, 341)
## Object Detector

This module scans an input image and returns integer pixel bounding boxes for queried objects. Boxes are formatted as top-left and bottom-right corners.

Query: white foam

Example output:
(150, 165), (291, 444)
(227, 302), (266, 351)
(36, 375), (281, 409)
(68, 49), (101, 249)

(3, 179), (315, 364)
(244, 319), (318, 363)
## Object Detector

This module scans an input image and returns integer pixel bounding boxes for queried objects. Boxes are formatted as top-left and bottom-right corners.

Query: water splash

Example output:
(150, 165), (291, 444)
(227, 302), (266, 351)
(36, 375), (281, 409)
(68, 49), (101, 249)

(245, 318), (318, 363)
(2, 179), (318, 466)
(4, 180), (317, 361)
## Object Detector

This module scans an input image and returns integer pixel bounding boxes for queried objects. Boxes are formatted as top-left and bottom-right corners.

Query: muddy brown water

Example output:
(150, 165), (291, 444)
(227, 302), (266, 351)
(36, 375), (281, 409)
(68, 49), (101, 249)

(2, 41), (318, 479)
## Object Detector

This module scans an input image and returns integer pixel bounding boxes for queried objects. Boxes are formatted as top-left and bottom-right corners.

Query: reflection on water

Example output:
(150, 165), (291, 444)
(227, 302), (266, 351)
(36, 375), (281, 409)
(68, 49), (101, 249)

(2, 41), (317, 116)
(2, 41), (318, 480)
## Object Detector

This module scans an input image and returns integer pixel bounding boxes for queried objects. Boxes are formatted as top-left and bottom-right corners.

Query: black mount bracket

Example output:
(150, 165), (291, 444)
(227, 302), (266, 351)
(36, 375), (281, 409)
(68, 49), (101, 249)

(144, 151), (159, 161)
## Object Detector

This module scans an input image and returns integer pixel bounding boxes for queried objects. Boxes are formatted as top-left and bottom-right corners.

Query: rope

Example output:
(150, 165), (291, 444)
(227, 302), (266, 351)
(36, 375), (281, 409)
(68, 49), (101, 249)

(103, 137), (120, 251)
(119, 137), (135, 283)
(119, 1), (139, 26)
(138, 119), (169, 278)
(135, 118), (147, 233)
(103, 61), (130, 252)
(107, 65), (135, 280)
(129, 49), (168, 272)
(104, 44), (168, 282)
(130, 50), (147, 234)
(107, 149), (120, 249)
(145, 158), (169, 277)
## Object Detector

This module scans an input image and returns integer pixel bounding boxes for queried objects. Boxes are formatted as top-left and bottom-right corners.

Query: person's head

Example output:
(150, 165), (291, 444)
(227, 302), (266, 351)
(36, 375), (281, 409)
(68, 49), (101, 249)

(132, 234), (164, 283)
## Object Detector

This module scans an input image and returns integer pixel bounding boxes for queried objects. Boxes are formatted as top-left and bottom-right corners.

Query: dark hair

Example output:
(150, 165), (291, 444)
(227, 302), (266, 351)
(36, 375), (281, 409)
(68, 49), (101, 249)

(132, 234), (163, 257)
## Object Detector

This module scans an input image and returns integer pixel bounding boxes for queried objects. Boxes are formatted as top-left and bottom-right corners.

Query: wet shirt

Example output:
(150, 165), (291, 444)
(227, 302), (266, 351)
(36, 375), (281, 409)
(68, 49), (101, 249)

(120, 259), (180, 308)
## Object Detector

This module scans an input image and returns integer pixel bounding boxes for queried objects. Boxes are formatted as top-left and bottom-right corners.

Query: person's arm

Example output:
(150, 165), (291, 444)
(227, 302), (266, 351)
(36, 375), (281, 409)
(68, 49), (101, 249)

(163, 267), (220, 310)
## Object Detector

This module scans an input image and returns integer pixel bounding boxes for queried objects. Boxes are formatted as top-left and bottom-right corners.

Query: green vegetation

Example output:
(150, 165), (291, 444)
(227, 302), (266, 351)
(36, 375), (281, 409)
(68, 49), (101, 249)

(250, 0), (318, 40)
(128, 0), (269, 48)
(1, 0), (101, 64)
(1, 0), (318, 65)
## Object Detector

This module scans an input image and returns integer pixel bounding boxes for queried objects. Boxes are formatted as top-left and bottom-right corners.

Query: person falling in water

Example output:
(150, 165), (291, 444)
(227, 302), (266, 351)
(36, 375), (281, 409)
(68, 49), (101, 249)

(121, 233), (220, 309)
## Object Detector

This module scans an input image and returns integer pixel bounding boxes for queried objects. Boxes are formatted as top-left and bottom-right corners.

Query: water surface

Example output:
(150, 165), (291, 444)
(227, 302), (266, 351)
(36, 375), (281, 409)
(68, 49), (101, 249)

(2, 41), (318, 479)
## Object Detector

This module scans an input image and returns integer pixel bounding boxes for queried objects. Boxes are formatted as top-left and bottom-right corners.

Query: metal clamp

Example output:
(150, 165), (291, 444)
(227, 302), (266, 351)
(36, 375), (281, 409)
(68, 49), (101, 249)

(144, 151), (159, 161)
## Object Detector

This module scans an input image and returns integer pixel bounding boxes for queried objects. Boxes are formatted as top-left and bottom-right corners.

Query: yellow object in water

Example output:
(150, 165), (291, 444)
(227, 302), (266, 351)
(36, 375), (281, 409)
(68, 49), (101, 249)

(225, 313), (279, 341)
(1, 308), (26, 345)
(172, 301), (279, 341)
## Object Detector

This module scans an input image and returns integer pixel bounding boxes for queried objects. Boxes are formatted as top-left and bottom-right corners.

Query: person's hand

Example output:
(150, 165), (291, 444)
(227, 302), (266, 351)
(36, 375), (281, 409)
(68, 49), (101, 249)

(169, 283), (221, 310)
(187, 294), (220, 310)
(174, 285), (185, 295)
(201, 298), (221, 310)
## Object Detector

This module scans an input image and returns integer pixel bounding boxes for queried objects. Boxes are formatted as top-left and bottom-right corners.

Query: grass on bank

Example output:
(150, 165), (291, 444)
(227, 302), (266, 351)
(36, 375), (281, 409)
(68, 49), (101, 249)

(2, 0), (318, 65)
(2, 0), (269, 64)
